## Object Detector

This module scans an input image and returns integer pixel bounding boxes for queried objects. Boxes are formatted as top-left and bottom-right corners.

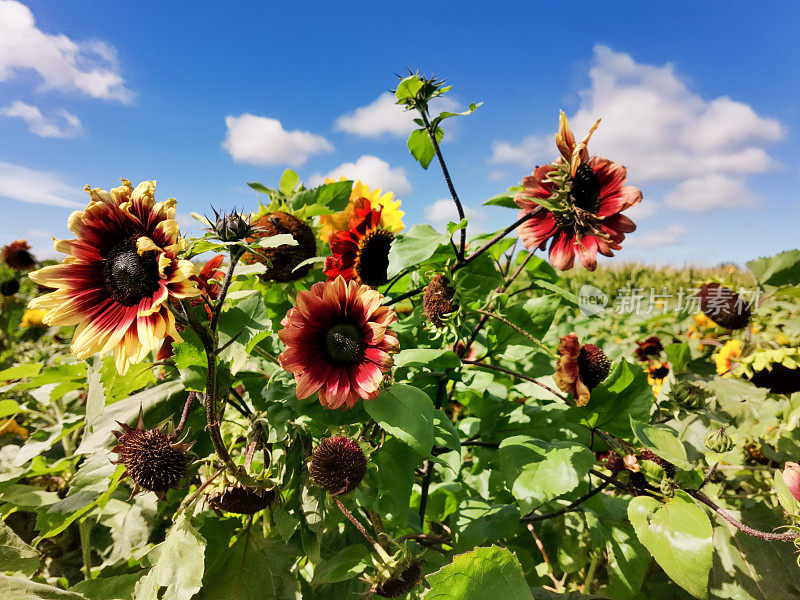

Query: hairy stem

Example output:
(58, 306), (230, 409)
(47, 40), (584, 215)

(79, 519), (92, 580)
(334, 496), (393, 563)
(462, 359), (570, 404)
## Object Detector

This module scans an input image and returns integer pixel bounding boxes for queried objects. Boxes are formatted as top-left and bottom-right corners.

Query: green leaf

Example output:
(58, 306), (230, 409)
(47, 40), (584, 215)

(605, 525), (649, 600)
(279, 169), (300, 196)
(628, 492), (712, 598)
(387, 224), (448, 278)
(453, 253), (504, 308)
(394, 349), (461, 370)
(424, 545), (532, 600)
(367, 437), (417, 526)
(747, 249), (800, 287)
(311, 545), (369, 584)
(630, 418), (692, 470)
(434, 410), (461, 453)
(483, 193), (518, 209)
(0, 520), (39, 576)
(135, 514), (206, 600)
(407, 127), (441, 170)
(85, 358), (105, 433)
(200, 529), (297, 599)
(218, 293), (272, 374)
(365, 384), (435, 456)
(70, 573), (145, 600)
(0, 363), (43, 380)
(247, 182), (277, 195)
(664, 343), (691, 374)
(395, 75), (423, 102)
(0, 399), (23, 418)
(292, 180), (352, 213)
(0, 576), (87, 599)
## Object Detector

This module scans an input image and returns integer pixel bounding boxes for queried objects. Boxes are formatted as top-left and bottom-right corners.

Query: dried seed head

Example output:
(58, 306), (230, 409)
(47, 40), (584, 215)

(374, 560), (424, 598)
(242, 212), (316, 281)
(309, 436), (367, 496)
(207, 485), (276, 515)
(423, 274), (456, 327)
(111, 412), (192, 499)
(576, 344), (611, 390)
(697, 283), (751, 330)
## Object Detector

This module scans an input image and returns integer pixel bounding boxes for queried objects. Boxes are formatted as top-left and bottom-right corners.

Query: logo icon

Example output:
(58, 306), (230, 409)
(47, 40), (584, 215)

(579, 284), (608, 316)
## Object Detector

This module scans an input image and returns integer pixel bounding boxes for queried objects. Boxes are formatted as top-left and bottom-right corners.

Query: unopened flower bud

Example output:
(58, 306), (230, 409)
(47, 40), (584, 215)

(704, 427), (735, 453)
(669, 379), (712, 408)
(660, 476), (677, 498)
(209, 208), (253, 242)
(783, 462), (800, 502)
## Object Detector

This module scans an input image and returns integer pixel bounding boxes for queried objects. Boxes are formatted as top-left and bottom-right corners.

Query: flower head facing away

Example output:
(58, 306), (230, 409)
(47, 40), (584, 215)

(27, 180), (200, 374)
(514, 114), (642, 271)
(697, 283), (751, 330)
(278, 276), (399, 409)
(423, 274), (457, 327)
(1, 240), (37, 271)
(241, 211), (317, 281)
(324, 198), (395, 288)
(554, 333), (610, 406)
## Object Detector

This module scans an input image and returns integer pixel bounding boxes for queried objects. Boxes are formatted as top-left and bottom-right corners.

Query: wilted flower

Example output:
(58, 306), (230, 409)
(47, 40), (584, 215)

(27, 180), (200, 374)
(783, 462), (800, 502)
(1, 240), (36, 271)
(309, 436), (367, 495)
(324, 198), (396, 288)
(373, 560), (424, 598)
(111, 410), (193, 500)
(319, 179), (404, 244)
(554, 333), (611, 406)
(207, 484), (276, 515)
(423, 274), (456, 327)
(514, 113), (643, 271)
(241, 211), (317, 281)
(635, 335), (664, 362)
(714, 340), (742, 376)
(697, 283), (751, 330)
(278, 277), (399, 409)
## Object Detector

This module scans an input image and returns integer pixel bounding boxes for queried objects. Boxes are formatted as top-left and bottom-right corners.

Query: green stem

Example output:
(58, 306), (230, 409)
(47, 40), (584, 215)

(79, 519), (92, 580)
(583, 550), (601, 592)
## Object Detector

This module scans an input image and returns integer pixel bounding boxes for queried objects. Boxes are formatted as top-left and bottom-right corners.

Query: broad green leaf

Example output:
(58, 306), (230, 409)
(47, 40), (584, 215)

(218, 293), (272, 374)
(135, 514), (206, 600)
(605, 525), (649, 600)
(70, 573), (145, 600)
(200, 529), (297, 599)
(433, 410), (461, 452)
(387, 224), (448, 278)
(0, 399), (23, 418)
(395, 75), (423, 102)
(424, 545), (532, 600)
(455, 501), (521, 550)
(0, 520), (39, 576)
(630, 418), (692, 470)
(0, 576), (87, 599)
(365, 384), (434, 456)
(394, 349), (461, 370)
(292, 180), (352, 213)
(0, 363), (43, 380)
(483, 193), (518, 208)
(311, 545), (369, 584)
(747, 249), (800, 287)
(85, 358), (105, 432)
(365, 437), (417, 526)
(628, 492), (712, 598)
(99, 357), (157, 404)
(279, 169), (300, 196)
(407, 127), (441, 169)
(453, 253), (504, 307)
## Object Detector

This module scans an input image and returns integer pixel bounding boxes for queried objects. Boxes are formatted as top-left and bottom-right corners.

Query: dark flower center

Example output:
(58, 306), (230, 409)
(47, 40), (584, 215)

(650, 364), (670, 379)
(570, 162), (601, 214)
(117, 429), (187, 493)
(356, 229), (394, 287)
(309, 436), (367, 495)
(324, 322), (363, 365)
(102, 238), (161, 306)
(577, 343), (611, 390)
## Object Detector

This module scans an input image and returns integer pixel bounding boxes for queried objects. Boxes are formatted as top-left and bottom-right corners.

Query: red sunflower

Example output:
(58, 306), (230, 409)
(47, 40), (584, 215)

(515, 113), (643, 271)
(323, 198), (395, 288)
(278, 276), (399, 409)
(28, 179), (199, 374)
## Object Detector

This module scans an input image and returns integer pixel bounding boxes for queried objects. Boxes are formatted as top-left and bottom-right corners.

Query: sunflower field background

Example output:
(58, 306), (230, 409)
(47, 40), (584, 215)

(1, 75), (800, 600)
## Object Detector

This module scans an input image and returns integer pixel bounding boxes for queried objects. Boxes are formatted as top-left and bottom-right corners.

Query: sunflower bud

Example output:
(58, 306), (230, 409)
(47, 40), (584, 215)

(111, 411), (193, 500)
(207, 484), (276, 515)
(697, 283), (751, 330)
(576, 344), (611, 390)
(660, 476), (677, 498)
(309, 436), (367, 496)
(782, 462), (800, 502)
(423, 274), (456, 327)
(0, 278), (20, 297)
(704, 427), (735, 453)
(669, 379), (712, 408)
(373, 560), (424, 598)
(242, 212), (316, 281)
(209, 208), (253, 242)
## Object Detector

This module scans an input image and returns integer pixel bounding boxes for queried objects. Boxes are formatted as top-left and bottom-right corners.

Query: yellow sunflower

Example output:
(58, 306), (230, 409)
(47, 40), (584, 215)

(647, 361), (670, 396)
(318, 178), (404, 243)
(28, 179), (199, 374)
(714, 340), (742, 376)
(21, 309), (48, 328)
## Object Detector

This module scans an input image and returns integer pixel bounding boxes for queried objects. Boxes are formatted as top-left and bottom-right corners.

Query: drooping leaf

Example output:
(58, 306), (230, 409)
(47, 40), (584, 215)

(365, 384), (435, 456)
(0, 576), (87, 599)
(0, 520), (39, 576)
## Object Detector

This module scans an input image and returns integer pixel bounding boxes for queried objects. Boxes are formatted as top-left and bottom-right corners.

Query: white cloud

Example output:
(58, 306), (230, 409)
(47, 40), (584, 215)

(663, 174), (759, 211)
(489, 45), (784, 211)
(488, 135), (551, 167)
(222, 113), (333, 167)
(424, 198), (487, 233)
(626, 224), (689, 248)
(310, 155), (412, 195)
(624, 199), (658, 222)
(0, 0), (133, 103)
(1, 100), (81, 138)
(335, 92), (459, 138)
(0, 162), (82, 208)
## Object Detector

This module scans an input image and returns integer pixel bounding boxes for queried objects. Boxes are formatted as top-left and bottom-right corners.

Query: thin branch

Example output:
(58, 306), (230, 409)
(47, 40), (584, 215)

(175, 392), (195, 435)
(333, 496), (392, 563)
(521, 477), (614, 522)
(473, 308), (555, 356)
(687, 489), (799, 542)
(462, 359), (570, 404)
(384, 284), (425, 307)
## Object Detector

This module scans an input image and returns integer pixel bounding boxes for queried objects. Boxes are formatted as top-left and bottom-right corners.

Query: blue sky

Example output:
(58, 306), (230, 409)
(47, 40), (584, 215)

(1, 0), (798, 266)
